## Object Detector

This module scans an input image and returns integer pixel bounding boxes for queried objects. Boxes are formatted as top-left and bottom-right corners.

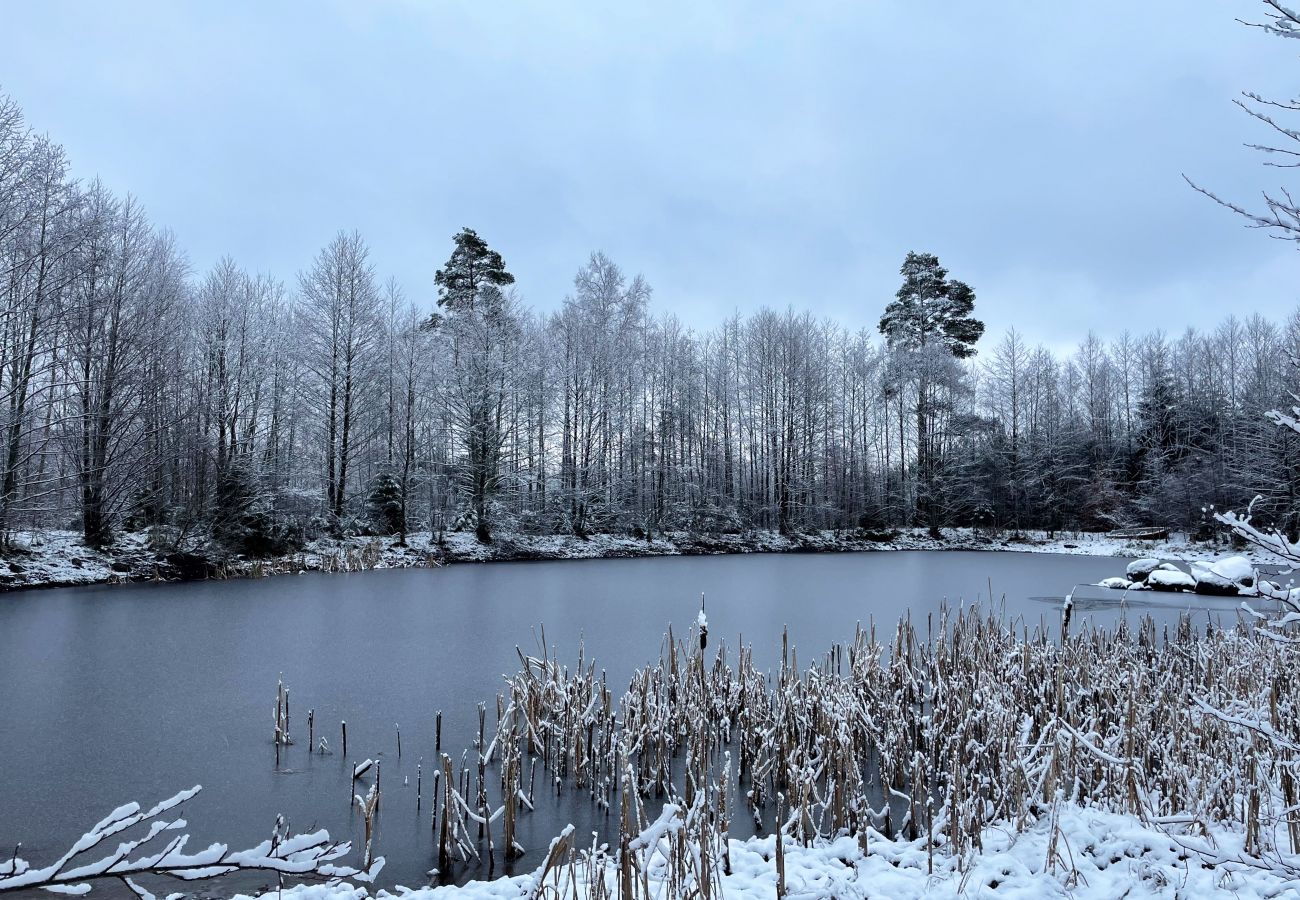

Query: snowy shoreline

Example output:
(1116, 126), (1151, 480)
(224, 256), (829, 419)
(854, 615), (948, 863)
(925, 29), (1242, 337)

(228, 802), (1297, 899)
(0, 526), (1278, 594)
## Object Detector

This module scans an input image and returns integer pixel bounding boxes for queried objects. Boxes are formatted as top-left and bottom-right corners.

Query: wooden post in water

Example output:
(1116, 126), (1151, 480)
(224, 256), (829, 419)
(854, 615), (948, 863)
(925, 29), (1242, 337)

(438, 754), (454, 875)
(432, 769), (441, 842)
(476, 704), (487, 840)
(342, 720), (348, 757)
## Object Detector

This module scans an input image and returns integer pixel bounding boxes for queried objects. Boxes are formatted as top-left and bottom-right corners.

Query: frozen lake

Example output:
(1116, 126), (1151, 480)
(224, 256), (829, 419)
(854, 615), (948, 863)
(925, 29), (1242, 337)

(0, 550), (1243, 892)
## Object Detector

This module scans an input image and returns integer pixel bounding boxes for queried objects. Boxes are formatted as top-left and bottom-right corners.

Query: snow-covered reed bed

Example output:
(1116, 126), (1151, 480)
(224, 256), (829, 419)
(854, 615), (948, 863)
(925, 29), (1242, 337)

(421, 607), (1299, 895)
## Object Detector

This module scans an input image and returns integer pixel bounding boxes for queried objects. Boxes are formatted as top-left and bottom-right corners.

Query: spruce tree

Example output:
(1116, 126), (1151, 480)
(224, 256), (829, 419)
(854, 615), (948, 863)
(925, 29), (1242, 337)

(367, 470), (406, 541)
(212, 455), (296, 557)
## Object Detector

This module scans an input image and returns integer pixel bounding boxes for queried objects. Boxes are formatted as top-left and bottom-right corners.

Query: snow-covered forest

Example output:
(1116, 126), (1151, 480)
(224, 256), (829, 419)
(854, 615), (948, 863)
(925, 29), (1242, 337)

(3, 86), (1299, 555)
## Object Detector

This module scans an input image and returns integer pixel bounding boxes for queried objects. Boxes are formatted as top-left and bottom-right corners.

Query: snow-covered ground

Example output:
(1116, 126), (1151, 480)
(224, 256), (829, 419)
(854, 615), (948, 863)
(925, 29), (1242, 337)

(0, 529), (185, 590)
(234, 802), (1298, 899)
(0, 527), (1286, 592)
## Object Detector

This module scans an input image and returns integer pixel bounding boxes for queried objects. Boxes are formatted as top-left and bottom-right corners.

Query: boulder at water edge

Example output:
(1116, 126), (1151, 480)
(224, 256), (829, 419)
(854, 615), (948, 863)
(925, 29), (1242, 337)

(1125, 558), (1178, 583)
(1148, 568), (1197, 592)
(1189, 556), (1256, 596)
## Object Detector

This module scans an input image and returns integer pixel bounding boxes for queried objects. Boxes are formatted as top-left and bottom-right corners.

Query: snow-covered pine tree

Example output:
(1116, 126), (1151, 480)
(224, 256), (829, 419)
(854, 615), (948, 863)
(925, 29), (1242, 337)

(878, 251), (985, 537)
(433, 229), (519, 543)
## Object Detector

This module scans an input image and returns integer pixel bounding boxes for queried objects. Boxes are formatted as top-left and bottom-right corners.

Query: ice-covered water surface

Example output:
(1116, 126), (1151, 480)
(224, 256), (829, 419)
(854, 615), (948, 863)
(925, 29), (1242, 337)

(0, 550), (1239, 892)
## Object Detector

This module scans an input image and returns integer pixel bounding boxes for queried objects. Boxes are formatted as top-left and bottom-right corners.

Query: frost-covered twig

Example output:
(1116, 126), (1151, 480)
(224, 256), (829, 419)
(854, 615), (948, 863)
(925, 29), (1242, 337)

(1194, 697), (1300, 753)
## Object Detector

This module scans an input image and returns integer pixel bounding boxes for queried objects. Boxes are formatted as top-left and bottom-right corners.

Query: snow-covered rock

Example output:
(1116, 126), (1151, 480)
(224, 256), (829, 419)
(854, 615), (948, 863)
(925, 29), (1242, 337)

(1189, 562), (1226, 594)
(1189, 555), (1257, 596)
(1147, 567), (1196, 592)
(1097, 576), (1132, 590)
(1213, 555), (1256, 584)
(1124, 558), (1164, 581)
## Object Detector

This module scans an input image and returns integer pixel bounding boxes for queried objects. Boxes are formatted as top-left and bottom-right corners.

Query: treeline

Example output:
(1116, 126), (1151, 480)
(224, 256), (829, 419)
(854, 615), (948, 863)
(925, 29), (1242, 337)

(2, 90), (1298, 554)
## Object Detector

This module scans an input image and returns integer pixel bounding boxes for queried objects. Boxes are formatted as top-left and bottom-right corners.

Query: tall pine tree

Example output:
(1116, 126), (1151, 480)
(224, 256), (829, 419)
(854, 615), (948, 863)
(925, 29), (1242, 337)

(879, 252), (985, 536)
(434, 228), (518, 543)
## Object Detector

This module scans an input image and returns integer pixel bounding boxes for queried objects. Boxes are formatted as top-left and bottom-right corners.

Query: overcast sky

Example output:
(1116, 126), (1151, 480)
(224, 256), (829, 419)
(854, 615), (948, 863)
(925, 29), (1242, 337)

(4, 0), (1297, 351)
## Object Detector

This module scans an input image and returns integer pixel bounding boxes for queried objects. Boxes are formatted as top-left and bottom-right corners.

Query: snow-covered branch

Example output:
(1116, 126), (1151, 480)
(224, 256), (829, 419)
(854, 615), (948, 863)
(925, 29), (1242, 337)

(0, 786), (383, 897)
